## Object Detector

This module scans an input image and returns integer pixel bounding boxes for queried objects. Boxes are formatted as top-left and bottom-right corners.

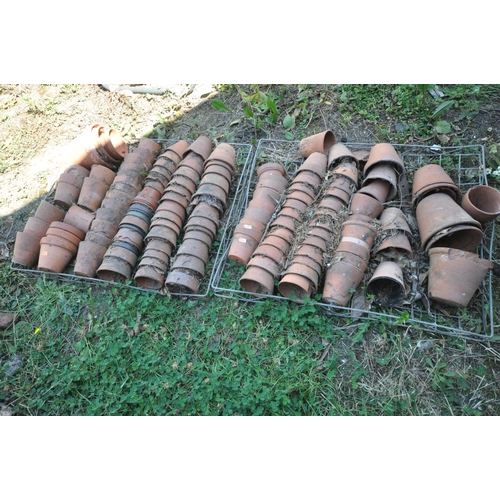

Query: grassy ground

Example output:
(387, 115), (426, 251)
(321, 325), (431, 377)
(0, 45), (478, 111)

(1, 84), (500, 415)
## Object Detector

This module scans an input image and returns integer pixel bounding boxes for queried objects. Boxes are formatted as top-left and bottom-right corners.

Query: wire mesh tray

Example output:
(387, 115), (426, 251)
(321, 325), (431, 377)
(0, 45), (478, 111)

(211, 139), (496, 341)
(11, 140), (254, 299)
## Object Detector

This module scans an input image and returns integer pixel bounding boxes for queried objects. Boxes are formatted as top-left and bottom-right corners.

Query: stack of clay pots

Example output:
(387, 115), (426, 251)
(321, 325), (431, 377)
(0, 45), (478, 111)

(77, 164), (117, 212)
(239, 150), (328, 295)
(227, 162), (289, 265)
(412, 163), (493, 307)
(65, 123), (129, 171)
(366, 208), (414, 307)
(278, 144), (360, 300)
(12, 200), (66, 268)
(53, 164), (90, 210)
(133, 136), (213, 290)
(74, 137), (160, 278)
(321, 143), (406, 307)
(165, 143), (236, 294)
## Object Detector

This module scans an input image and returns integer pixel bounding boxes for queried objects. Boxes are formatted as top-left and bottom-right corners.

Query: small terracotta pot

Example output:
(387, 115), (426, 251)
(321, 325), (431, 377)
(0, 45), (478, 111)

(113, 172), (144, 192)
(247, 254), (281, 277)
(327, 143), (359, 170)
(12, 231), (41, 267)
(177, 155), (205, 177)
(278, 272), (315, 301)
(38, 235), (78, 273)
(335, 234), (372, 263)
(416, 193), (483, 251)
(145, 225), (178, 248)
(89, 164), (117, 186)
(322, 252), (368, 306)
(239, 265), (275, 295)
(204, 163), (233, 183)
(293, 170), (324, 189)
(120, 212), (151, 235)
(63, 164), (90, 180)
(267, 225), (295, 244)
(54, 174), (84, 209)
(48, 221), (85, 243)
(297, 151), (328, 178)
(184, 228), (213, 249)
(427, 247), (493, 307)
(185, 216), (218, 240)
(461, 185), (500, 222)
(358, 179), (391, 203)
(306, 225), (332, 244)
(146, 170), (171, 190)
(144, 238), (173, 259)
(317, 195), (345, 214)
(362, 163), (399, 201)
(375, 231), (414, 259)
(260, 234), (292, 255)
(206, 143), (236, 170)
(235, 220), (266, 241)
(24, 217), (50, 238)
(286, 258), (322, 285)
(201, 173), (230, 195)
(133, 264), (166, 290)
(301, 235), (328, 252)
(270, 214), (297, 233)
(365, 261), (406, 306)
(287, 183), (317, 204)
(192, 183), (227, 206)
(165, 269), (202, 294)
(164, 139), (190, 164)
(170, 253), (206, 278)
(352, 150), (371, 168)
(379, 207), (412, 235)
(364, 143), (405, 176)
(331, 162), (359, 187)
(412, 163), (461, 207)
(34, 200), (66, 224)
(77, 177), (110, 212)
(160, 190), (190, 210)
(278, 206), (302, 222)
(253, 243), (285, 265)
(152, 209), (184, 233)
(100, 128), (129, 161)
(183, 135), (213, 161)
(149, 217), (182, 239)
(299, 130), (335, 158)
(243, 205), (274, 225)
(138, 255), (168, 273)
(250, 187), (282, 213)
(113, 226), (144, 251)
(74, 241), (108, 277)
(96, 255), (135, 282)
(89, 216), (118, 241)
(327, 175), (356, 196)
(341, 219), (377, 248)
(257, 162), (288, 179)
(63, 204), (95, 234)
(156, 199), (186, 219)
(256, 172), (289, 195)
(228, 233), (260, 265)
(349, 192), (384, 219)
(133, 185), (163, 212)
(294, 244), (324, 266)
(282, 197), (309, 214)
(94, 206), (125, 227)
(176, 239), (210, 263)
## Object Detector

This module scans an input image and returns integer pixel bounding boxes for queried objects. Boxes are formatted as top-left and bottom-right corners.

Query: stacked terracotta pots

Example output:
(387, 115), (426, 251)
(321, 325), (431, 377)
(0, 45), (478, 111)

(76, 163), (117, 212)
(164, 143), (236, 294)
(412, 163), (492, 307)
(65, 123), (129, 171)
(12, 200), (66, 267)
(278, 144), (360, 300)
(239, 151), (328, 295)
(320, 144), (404, 307)
(133, 136), (213, 290)
(74, 137), (160, 278)
(228, 162), (289, 265)
(53, 164), (90, 210)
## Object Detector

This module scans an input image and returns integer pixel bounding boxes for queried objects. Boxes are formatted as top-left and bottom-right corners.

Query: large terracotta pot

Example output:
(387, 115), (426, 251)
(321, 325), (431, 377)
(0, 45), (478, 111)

(361, 163), (399, 201)
(63, 204), (95, 234)
(461, 185), (500, 222)
(427, 247), (493, 307)
(299, 130), (335, 158)
(37, 235), (78, 273)
(133, 263), (166, 290)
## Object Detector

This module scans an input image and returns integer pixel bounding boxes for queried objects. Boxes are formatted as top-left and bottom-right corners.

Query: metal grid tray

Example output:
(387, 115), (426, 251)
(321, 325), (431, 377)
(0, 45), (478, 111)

(211, 139), (496, 341)
(11, 140), (254, 299)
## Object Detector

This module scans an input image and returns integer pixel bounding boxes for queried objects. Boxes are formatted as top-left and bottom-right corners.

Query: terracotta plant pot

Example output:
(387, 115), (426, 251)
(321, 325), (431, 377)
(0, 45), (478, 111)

(427, 247), (493, 307)
(358, 179), (391, 203)
(74, 241), (108, 277)
(63, 164), (90, 180)
(89, 164), (117, 186)
(205, 143), (236, 171)
(362, 163), (399, 201)
(349, 192), (384, 219)
(170, 253), (206, 278)
(24, 217), (50, 238)
(257, 162), (288, 179)
(134, 265), (166, 290)
(253, 243), (286, 265)
(165, 270), (202, 294)
(47, 221), (85, 244)
(176, 238), (210, 263)
(163, 140), (190, 163)
(77, 177), (110, 212)
(12, 231), (41, 267)
(37, 235), (78, 273)
(366, 261), (406, 306)
(331, 162), (359, 187)
(35, 200), (66, 224)
(299, 130), (335, 158)
(412, 163), (462, 207)
(379, 207), (412, 235)
(461, 185), (500, 222)
(375, 231), (414, 260)
(63, 204), (95, 234)
(183, 135), (213, 161)
(296, 151), (328, 179)
(54, 173), (84, 209)
(327, 143), (359, 170)
(321, 252), (368, 306)
(228, 232), (260, 265)
(239, 265), (275, 295)
(364, 143), (405, 176)
(96, 255), (135, 282)
(416, 192), (483, 251)
(278, 272), (315, 301)
(341, 219), (378, 248)
(301, 235), (328, 252)
(317, 195), (345, 214)
(256, 171), (289, 195)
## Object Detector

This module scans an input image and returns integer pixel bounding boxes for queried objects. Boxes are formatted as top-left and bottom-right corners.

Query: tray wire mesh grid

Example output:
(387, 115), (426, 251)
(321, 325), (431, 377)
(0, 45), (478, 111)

(211, 139), (496, 341)
(11, 140), (254, 299)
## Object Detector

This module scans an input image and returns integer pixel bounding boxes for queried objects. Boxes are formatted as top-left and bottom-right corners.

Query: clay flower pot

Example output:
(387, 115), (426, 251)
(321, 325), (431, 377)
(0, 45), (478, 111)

(134, 264), (166, 290)
(228, 232), (261, 265)
(205, 143), (236, 171)
(253, 243), (286, 265)
(293, 170), (324, 189)
(317, 195), (345, 214)
(96, 255), (135, 282)
(163, 139), (190, 163)
(54, 173), (84, 209)
(366, 261), (406, 306)
(331, 162), (359, 187)
(427, 247), (493, 307)
(416, 193), (483, 251)
(282, 197), (309, 214)
(412, 163), (462, 207)
(24, 217), (50, 238)
(461, 185), (500, 222)
(247, 254), (282, 278)
(38, 235), (78, 273)
(322, 252), (368, 306)
(297, 151), (328, 179)
(12, 231), (41, 267)
(364, 143), (405, 176)
(375, 231), (414, 260)
(256, 171), (289, 195)
(278, 272), (315, 301)
(74, 241), (108, 277)
(341, 219), (378, 248)
(239, 265), (275, 295)
(358, 179), (391, 203)
(176, 238), (210, 263)
(77, 177), (110, 212)
(243, 205), (274, 225)
(90, 164), (117, 186)
(257, 162), (288, 179)
(63, 204), (95, 234)
(362, 164), (399, 201)
(204, 163), (233, 183)
(35, 200), (66, 224)
(47, 221), (85, 245)
(165, 270), (202, 294)
(261, 234), (292, 255)
(183, 135), (213, 161)
(299, 130), (335, 158)
(63, 164), (90, 179)
(352, 150), (371, 168)
(379, 207), (412, 235)
(286, 258), (322, 285)
(327, 143), (359, 170)
(170, 253), (206, 278)
(349, 192), (384, 219)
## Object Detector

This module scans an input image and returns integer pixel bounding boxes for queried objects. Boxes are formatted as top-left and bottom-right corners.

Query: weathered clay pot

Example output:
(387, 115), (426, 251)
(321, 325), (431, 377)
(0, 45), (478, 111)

(228, 232), (260, 265)
(331, 162), (359, 187)
(296, 151), (328, 179)
(239, 265), (275, 295)
(176, 238), (210, 263)
(145, 225), (178, 248)
(38, 235), (77, 273)
(96, 254), (135, 282)
(352, 150), (371, 168)
(362, 163), (399, 201)
(243, 205), (274, 225)
(412, 163), (462, 207)
(379, 207), (412, 235)
(134, 264), (166, 290)
(63, 164), (90, 180)
(165, 270), (202, 294)
(366, 261), (406, 306)
(257, 162), (288, 179)
(301, 235), (328, 252)
(12, 231), (41, 267)
(160, 190), (190, 210)
(261, 234), (292, 255)
(317, 195), (345, 214)
(286, 183), (317, 205)
(375, 231), (414, 259)
(63, 204), (95, 234)
(256, 171), (289, 195)
(349, 192), (384, 219)
(461, 185), (500, 223)
(416, 192), (483, 251)
(54, 173), (84, 209)
(341, 219), (377, 248)
(170, 253), (206, 278)
(205, 143), (236, 171)
(286, 258), (322, 285)
(89, 164), (117, 186)
(358, 179), (391, 203)
(294, 244), (324, 266)
(204, 163), (233, 183)
(364, 143), (404, 175)
(278, 272), (315, 301)
(46, 221), (85, 246)
(24, 217), (50, 238)
(322, 252), (368, 306)
(183, 135), (213, 161)
(152, 209), (184, 233)
(192, 183), (227, 207)
(427, 247), (493, 307)
(282, 197), (309, 214)
(327, 143), (359, 170)
(74, 241), (107, 277)
(163, 139), (190, 164)
(77, 177), (110, 212)
(299, 130), (335, 158)
(247, 254), (281, 278)
(34, 200), (66, 224)
(293, 170), (324, 189)
(270, 214), (297, 233)
(253, 243), (286, 265)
